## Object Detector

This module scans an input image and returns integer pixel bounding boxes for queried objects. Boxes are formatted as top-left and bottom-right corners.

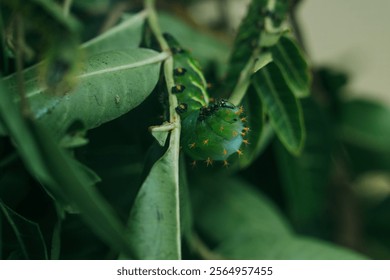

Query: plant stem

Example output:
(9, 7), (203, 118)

(145, 0), (170, 53)
(144, 0), (182, 259)
(228, 57), (256, 106)
(63, 0), (73, 17)
(145, 0), (178, 122)
(191, 233), (225, 260)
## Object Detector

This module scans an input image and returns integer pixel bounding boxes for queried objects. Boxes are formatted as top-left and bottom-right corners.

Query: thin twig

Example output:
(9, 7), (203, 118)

(63, 0), (73, 17)
(190, 233), (225, 260)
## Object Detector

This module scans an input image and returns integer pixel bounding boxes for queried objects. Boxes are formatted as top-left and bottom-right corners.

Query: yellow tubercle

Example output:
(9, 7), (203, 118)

(205, 157), (213, 166)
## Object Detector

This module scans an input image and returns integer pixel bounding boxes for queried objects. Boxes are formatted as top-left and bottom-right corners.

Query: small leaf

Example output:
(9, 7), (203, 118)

(271, 36), (311, 98)
(253, 52), (273, 72)
(0, 199), (48, 259)
(252, 62), (305, 155)
(126, 130), (181, 260)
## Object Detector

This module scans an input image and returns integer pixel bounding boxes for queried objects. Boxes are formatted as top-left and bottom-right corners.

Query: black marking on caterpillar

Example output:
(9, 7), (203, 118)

(175, 103), (188, 114)
(174, 67), (187, 76)
(163, 33), (246, 162)
(172, 84), (186, 94)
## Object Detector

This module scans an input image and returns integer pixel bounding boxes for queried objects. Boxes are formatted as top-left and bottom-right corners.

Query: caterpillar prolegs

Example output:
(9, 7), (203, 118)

(163, 33), (248, 165)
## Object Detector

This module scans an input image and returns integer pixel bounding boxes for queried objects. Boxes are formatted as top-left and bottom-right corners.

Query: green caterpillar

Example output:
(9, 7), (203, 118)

(163, 33), (247, 166)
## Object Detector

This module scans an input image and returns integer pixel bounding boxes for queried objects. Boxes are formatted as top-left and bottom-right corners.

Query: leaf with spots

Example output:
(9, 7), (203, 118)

(2, 48), (166, 140)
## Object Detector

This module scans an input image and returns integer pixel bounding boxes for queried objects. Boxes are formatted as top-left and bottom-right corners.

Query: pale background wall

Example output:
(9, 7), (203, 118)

(298, 0), (390, 105)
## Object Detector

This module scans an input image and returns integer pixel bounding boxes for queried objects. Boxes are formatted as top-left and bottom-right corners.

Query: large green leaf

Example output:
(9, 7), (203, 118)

(179, 155), (193, 242)
(271, 36), (311, 98)
(339, 99), (390, 174)
(275, 98), (333, 232)
(191, 176), (291, 244)
(0, 199), (48, 259)
(217, 234), (366, 260)
(126, 132), (181, 259)
(2, 49), (165, 139)
(0, 80), (135, 258)
(252, 62), (305, 155)
(192, 176), (366, 260)
(339, 99), (390, 153)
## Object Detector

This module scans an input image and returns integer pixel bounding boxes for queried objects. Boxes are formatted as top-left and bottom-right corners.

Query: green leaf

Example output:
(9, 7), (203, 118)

(0, 199), (48, 259)
(271, 36), (311, 98)
(191, 176), (291, 244)
(217, 234), (367, 260)
(82, 11), (146, 56)
(179, 155), (193, 242)
(339, 99), (390, 153)
(3, 48), (165, 139)
(126, 133), (181, 259)
(0, 80), (135, 258)
(191, 175), (366, 260)
(339, 99), (390, 174)
(275, 98), (334, 232)
(237, 87), (274, 169)
(252, 62), (305, 155)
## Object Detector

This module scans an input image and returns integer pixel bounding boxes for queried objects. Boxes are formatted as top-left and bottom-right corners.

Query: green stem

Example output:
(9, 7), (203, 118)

(63, 0), (73, 17)
(228, 57), (256, 106)
(145, 0), (170, 53)
(144, 0), (182, 259)
(145, 0), (179, 123)
(191, 233), (225, 260)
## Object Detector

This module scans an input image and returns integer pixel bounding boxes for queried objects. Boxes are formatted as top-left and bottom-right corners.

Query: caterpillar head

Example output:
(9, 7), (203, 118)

(180, 100), (246, 161)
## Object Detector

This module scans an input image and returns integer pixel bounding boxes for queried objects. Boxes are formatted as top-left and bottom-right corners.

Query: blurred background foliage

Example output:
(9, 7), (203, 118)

(0, 0), (389, 260)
